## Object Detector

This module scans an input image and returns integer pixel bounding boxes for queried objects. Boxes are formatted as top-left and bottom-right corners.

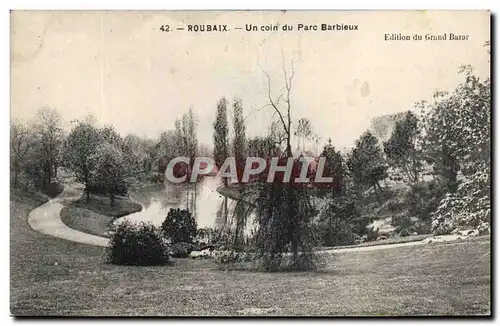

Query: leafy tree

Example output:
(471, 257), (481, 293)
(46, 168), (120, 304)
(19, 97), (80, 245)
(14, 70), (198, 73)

(232, 98), (247, 180)
(33, 108), (64, 187)
(247, 136), (279, 159)
(162, 208), (197, 244)
(315, 197), (363, 246)
(10, 120), (36, 188)
(89, 143), (127, 206)
(347, 131), (388, 199)
(61, 117), (100, 202)
(232, 98), (247, 246)
(99, 125), (123, 149)
(123, 133), (154, 174)
(320, 138), (348, 197)
(213, 97), (230, 174)
(383, 111), (422, 183)
(422, 67), (491, 233)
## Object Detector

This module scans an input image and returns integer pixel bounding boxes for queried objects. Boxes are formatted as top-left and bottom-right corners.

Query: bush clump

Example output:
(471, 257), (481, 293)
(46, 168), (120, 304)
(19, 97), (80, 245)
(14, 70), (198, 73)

(107, 220), (170, 266)
(167, 242), (196, 258)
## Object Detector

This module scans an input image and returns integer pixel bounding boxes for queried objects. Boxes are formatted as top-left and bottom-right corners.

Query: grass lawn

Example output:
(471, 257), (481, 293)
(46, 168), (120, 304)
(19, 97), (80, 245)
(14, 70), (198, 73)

(60, 193), (142, 237)
(11, 192), (491, 316)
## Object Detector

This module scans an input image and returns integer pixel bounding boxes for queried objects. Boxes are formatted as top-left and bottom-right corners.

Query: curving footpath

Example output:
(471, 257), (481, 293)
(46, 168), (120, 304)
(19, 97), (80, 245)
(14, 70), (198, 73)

(28, 183), (109, 247)
(28, 183), (486, 252)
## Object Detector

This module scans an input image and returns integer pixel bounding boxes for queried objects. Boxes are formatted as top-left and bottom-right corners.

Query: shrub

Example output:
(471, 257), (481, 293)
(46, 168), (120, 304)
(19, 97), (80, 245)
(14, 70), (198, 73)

(107, 220), (169, 266)
(405, 179), (448, 221)
(161, 208), (197, 244)
(431, 170), (490, 235)
(195, 227), (220, 245)
(314, 197), (364, 246)
(392, 213), (430, 236)
(167, 242), (195, 258)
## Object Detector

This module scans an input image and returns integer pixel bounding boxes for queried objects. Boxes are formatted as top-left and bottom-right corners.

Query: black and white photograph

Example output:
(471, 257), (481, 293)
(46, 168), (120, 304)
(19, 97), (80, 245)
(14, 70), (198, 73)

(9, 10), (491, 316)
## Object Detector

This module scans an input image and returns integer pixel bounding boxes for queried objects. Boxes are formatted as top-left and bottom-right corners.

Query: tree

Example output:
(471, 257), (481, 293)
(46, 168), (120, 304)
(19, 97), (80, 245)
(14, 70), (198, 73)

(253, 56), (320, 271)
(34, 108), (64, 187)
(100, 125), (123, 149)
(294, 118), (313, 152)
(10, 120), (36, 188)
(161, 208), (197, 244)
(247, 136), (279, 159)
(123, 133), (154, 174)
(422, 67), (491, 233)
(347, 131), (388, 199)
(185, 107), (198, 166)
(383, 111), (422, 183)
(232, 98), (247, 246)
(61, 117), (100, 202)
(89, 142), (127, 206)
(369, 112), (406, 142)
(213, 97), (230, 173)
(320, 138), (347, 197)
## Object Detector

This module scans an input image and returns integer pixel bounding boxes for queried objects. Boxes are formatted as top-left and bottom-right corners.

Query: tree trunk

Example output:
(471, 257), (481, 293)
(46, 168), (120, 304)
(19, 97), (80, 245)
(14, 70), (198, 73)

(13, 170), (19, 189)
(373, 184), (381, 202)
(86, 189), (90, 202)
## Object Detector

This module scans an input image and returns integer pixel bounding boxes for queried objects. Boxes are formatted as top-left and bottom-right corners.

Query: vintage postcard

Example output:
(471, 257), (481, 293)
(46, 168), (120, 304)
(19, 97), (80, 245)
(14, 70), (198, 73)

(10, 10), (491, 316)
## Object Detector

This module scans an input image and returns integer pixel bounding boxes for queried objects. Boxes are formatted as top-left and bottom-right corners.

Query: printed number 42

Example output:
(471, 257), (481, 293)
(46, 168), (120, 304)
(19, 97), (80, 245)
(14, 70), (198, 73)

(160, 25), (170, 32)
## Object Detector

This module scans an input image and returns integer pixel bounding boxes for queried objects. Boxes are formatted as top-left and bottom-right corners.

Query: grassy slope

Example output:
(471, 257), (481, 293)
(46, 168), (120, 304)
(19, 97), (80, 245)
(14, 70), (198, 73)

(60, 193), (142, 237)
(11, 193), (491, 316)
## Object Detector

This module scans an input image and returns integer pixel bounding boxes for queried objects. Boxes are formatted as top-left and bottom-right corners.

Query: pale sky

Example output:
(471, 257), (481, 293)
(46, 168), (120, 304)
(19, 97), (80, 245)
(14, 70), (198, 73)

(11, 10), (490, 149)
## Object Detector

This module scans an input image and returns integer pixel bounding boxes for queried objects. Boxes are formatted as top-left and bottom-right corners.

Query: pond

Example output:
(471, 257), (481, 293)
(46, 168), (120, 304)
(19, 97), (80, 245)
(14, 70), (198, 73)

(115, 176), (256, 233)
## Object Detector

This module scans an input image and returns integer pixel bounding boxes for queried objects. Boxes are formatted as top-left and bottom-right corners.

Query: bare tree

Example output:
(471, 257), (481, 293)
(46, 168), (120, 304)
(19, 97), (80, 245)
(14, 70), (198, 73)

(259, 55), (299, 158)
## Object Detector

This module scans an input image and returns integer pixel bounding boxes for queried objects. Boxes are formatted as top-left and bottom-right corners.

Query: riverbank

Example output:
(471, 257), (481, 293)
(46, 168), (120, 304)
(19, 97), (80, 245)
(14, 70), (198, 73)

(60, 193), (142, 237)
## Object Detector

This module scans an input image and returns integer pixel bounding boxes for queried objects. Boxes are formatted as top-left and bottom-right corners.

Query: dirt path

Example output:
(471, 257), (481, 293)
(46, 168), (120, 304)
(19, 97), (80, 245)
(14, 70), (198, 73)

(28, 183), (109, 247)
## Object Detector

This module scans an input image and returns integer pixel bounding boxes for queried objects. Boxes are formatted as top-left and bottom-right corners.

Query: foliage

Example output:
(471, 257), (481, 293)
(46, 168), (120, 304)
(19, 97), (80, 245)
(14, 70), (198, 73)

(167, 242), (195, 258)
(252, 183), (320, 271)
(10, 120), (36, 188)
(314, 197), (364, 246)
(404, 179), (449, 221)
(107, 220), (169, 266)
(122, 133), (155, 175)
(319, 138), (348, 197)
(33, 108), (64, 188)
(99, 125), (123, 149)
(213, 97), (230, 170)
(11, 108), (64, 193)
(247, 136), (280, 159)
(61, 117), (101, 201)
(420, 67), (491, 233)
(196, 227), (220, 245)
(347, 131), (388, 196)
(383, 111), (422, 183)
(88, 143), (128, 205)
(161, 208), (197, 244)
(370, 112), (407, 142)
(232, 98), (247, 180)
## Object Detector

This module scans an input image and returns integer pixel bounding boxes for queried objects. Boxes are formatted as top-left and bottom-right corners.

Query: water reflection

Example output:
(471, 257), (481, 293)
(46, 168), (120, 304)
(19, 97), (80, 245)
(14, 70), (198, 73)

(116, 176), (256, 233)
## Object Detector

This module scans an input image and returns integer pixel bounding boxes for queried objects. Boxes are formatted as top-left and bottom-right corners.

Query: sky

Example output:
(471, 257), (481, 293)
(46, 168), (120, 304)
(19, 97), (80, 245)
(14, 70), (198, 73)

(11, 10), (490, 150)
